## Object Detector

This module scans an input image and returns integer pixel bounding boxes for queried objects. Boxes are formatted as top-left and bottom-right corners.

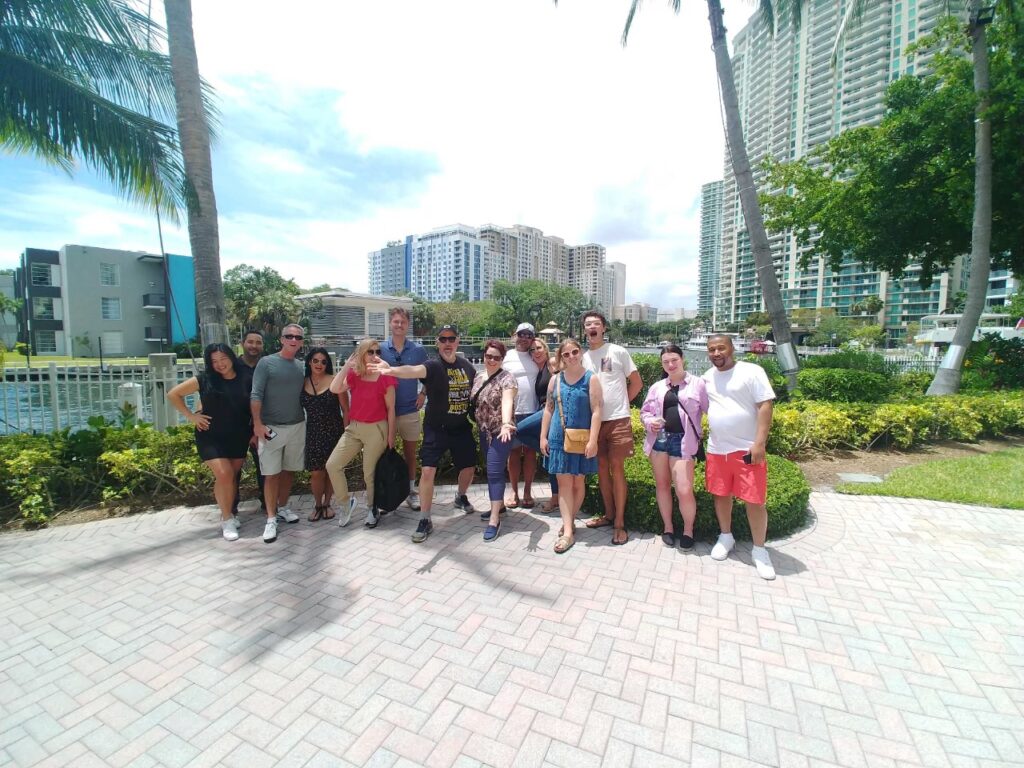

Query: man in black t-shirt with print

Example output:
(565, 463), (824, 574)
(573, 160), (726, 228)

(371, 325), (478, 543)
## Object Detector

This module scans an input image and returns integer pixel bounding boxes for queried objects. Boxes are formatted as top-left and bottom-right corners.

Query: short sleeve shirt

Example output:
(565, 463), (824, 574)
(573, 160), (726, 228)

(380, 338), (427, 416)
(471, 369), (517, 436)
(582, 343), (637, 421)
(346, 370), (396, 424)
(502, 349), (540, 415)
(421, 356), (477, 430)
(701, 360), (776, 454)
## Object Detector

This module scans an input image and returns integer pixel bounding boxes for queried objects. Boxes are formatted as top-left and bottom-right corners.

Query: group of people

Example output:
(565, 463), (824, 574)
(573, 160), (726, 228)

(168, 308), (779, 580)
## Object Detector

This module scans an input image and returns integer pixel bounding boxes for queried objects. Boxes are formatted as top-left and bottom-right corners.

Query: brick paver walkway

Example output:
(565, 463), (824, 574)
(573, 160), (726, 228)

(1, 489), (1022, 768)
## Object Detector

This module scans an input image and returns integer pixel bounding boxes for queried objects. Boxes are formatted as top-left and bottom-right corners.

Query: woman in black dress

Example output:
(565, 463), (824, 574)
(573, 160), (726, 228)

(302, 347), (346, 521)
(168, 344), (253, 541)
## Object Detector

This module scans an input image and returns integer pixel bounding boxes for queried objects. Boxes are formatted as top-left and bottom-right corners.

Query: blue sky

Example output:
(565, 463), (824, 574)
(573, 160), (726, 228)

(0, 0), (751, 310)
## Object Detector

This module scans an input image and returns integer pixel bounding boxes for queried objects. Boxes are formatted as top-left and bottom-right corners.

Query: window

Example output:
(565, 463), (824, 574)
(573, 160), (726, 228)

(31, 263), (52, 286)
(32, 297), (55, 320)
(101, 297), (122, 320)
(100, 263), (120, 286)
(35, 330), (57, 354)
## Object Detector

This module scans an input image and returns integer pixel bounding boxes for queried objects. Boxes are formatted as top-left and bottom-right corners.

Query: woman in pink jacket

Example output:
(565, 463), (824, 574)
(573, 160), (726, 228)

(640, 344), (708, 550)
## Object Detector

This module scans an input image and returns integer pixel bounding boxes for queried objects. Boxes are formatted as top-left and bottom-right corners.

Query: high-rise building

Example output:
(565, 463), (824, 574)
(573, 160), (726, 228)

(613, 303), (659, 322)
(698, 180), (724, 317)
(715, 0), (953, 340)
(408, 225), (488, 302)
(368, 238), (411, 296)
(14, 245), (196, 357)
(610, 262), (626, 307)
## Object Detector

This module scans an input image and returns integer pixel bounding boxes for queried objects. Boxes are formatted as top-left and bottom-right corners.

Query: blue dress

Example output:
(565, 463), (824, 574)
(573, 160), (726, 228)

(546, 370), (597, 476)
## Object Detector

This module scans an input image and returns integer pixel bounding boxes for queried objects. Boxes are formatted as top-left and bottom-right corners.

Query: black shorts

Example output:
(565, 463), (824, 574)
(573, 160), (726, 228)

(420, 423), (477, 470)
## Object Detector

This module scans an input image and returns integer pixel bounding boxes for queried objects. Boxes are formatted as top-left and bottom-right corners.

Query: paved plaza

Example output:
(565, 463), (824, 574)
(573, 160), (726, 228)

(1, 488), (1022, 768)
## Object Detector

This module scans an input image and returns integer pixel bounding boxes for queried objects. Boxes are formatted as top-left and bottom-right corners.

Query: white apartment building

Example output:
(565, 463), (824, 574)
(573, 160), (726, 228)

(698, 180), (724, 316)
(715, 0), (954, 341)
(657, 307), (698, 322)
(613, 302), (659, 323)
(408, 225), (488, 303)
(610, 262), (626, 306)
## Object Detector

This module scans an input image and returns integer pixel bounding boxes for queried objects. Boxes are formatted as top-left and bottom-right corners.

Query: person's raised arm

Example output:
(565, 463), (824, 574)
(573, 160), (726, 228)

(370, 360), (428, 380)
(329, 352), (356, 395)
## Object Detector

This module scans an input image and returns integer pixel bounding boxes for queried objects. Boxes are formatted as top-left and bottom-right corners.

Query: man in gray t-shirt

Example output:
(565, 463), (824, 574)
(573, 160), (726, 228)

(251, 323), (306, 543)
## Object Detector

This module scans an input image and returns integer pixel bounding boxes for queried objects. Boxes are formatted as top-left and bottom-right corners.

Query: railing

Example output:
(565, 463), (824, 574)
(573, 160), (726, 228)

(1, 361), (197, 435)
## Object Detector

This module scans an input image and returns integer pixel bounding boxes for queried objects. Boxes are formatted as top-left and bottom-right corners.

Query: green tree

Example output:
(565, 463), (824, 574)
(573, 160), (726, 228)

(1, 0), (189, 214)
(851, 295), (884, 317)
(490, 280), (590, 339)
(851, 324), (886, 348)
(410, 295), (435, 337)
(994, 291), (1024, 320)
(223, 265), (307, 346)
(621, 0), (801, 389)
(807, 315), (853, 347)
(765, 12), (1024, 393)
(164, 0), (227, 346)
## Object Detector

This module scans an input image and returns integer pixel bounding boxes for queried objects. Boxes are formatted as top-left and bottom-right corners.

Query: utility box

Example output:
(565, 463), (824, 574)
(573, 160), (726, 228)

(117, 382), (144, 422)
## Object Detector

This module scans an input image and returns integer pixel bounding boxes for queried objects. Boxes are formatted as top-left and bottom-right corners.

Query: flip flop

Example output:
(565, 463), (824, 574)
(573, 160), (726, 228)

(505, 496), (521, 509)
(541, 498), (559, 513)
(322, 505), (335, 520)
(554, 535), (575, 554)
(307, 505), (324, 522)
(521, 497), (536, 509)
(586, 516), (613, 529)
(612, 527), (629, 545)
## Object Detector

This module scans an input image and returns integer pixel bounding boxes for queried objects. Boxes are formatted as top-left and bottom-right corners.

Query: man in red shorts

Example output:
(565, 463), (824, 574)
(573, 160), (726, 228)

(702, 334), (777, 579)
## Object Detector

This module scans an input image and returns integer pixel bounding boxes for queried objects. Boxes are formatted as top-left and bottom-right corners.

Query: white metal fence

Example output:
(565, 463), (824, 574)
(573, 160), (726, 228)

(1, 361), (198, 435)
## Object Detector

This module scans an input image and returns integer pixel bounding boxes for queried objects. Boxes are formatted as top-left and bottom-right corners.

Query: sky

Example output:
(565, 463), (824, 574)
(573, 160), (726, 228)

(0, 0), (755, 311)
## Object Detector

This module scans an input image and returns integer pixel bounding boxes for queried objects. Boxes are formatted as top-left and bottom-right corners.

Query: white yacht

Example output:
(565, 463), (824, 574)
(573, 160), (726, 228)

(686, 332), (751, 353)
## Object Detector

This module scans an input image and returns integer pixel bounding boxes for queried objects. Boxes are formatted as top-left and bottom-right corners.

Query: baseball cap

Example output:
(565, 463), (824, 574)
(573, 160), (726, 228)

(437, 324), (459, 337)
(515, 322), (536, 335)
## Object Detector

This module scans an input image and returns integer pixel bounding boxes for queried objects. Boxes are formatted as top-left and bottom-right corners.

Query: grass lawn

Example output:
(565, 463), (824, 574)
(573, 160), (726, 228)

(836, 447), (1024, 509)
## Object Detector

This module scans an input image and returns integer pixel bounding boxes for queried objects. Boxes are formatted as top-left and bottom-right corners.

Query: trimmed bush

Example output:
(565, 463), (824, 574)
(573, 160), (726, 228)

(796, 368), (892, 403)
(581, 412), (810, 540)
(892, 371), (934, 398)
(801, 349), (892, 374)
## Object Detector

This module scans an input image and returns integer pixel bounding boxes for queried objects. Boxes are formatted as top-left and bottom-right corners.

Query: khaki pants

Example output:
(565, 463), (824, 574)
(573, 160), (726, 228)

(325, 420), (388, 508)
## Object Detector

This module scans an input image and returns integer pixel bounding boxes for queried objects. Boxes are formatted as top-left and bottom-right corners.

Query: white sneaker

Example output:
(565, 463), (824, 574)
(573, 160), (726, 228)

(710, 533), (735, 561)
(752, 546), (777, 581)
(262, 518), (278, 543)
(338, 497), (357, 528)
(407, 488), (420, 511)
(276, 507), (299, 524)
(364, 507), (380, 528)
(222, 519), (239, 541)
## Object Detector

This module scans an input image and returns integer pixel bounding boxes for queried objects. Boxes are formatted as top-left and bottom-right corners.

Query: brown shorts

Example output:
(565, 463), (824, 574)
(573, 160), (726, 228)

(598, 417), (634, 459)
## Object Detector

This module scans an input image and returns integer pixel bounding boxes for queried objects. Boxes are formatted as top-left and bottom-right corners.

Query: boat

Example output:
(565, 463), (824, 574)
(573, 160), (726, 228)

(686, 332), (752, 354)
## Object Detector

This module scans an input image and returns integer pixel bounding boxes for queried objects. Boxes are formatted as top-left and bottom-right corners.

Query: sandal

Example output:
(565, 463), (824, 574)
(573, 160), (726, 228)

(308, 505), (324, 522)
(521, 497), (536, 509)
(612, 527), (629, 546)
(322, 505), (335, 520)
(505, 496), (521, 509)
(541, 498), (559, 513)
(585, 516), (613, 529)
(554, 535), (575, 554)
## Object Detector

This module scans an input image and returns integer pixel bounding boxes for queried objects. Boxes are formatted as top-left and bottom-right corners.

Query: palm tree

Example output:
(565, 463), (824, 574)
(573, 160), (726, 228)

(622, 0), (801, 390)
(1, 0), (186, 217)
(163, 0), (228, 345)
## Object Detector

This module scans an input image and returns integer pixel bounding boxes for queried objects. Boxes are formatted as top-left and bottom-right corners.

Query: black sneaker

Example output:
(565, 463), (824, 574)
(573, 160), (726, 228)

(411, 518), (433, 543)
(678, 534), (694, 551)
(454, 494), (475, 514)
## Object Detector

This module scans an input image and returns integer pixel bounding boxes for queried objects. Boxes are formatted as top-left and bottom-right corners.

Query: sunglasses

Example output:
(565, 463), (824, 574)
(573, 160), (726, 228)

(283, 334), (304, 341)
(311, 358), (328, 365)
(483, 353), (503, 361)
(437, 336), (457, 343)
(366, 349), (381, 356)
(517, 331), (535, 338)
(561, 348), (581, 359)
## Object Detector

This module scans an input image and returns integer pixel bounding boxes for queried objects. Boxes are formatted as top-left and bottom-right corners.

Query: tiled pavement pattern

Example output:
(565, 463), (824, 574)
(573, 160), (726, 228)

(1, 489), (1023, 768)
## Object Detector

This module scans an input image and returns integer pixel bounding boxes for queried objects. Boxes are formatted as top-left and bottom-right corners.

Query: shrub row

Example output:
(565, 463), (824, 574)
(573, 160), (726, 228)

(580, 412), (810, 540)
(769, 392), (1024, 455)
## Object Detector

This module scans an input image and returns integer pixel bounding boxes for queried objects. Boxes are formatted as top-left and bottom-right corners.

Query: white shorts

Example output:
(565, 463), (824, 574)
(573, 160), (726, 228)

(258, 421), (306, 474)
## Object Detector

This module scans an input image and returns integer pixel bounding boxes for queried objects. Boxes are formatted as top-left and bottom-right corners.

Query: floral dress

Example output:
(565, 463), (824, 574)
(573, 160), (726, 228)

(546, 371), (597, 476)
(301, 382), (343, 471)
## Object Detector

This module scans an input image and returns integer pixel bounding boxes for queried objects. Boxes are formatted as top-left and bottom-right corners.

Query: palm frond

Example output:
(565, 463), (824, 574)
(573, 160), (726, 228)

(622, 0), (682, 46)
(0, 50), (184, 221)
(1, 0), (165, 49)
(829, 0), (870, 69)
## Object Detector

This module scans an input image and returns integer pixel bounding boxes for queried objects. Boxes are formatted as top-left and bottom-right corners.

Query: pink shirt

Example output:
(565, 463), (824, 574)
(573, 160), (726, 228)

(346, 369), (396, 424)
(639, 375), (708, 457)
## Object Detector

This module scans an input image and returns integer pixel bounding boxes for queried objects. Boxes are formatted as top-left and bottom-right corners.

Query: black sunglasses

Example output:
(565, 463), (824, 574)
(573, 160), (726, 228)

(283, 334), (304, 341)
(437, 336), (457, 343)
(517, 331), (535, 338)
(483, 353), (503, 361)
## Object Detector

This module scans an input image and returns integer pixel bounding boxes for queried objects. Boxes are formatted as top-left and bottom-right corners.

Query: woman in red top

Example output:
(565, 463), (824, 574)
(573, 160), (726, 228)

(325, 338), (397, 528)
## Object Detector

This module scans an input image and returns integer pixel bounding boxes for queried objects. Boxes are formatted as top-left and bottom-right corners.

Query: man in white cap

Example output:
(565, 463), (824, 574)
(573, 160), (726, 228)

(503, 322), (541, 508)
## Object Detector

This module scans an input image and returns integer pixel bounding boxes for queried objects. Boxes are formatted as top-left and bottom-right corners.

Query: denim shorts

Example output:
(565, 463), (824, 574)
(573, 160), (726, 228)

(652, 431), (684, 458)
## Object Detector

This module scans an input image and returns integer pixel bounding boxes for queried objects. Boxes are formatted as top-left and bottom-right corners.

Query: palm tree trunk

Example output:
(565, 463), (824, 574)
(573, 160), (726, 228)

(164, 0), (228, 346)
(926, 0), (991, 396)
(707, 0), (799, 390)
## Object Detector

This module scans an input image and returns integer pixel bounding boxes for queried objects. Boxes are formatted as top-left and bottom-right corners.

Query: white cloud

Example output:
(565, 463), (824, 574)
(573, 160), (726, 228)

(0, 0), (756, 308)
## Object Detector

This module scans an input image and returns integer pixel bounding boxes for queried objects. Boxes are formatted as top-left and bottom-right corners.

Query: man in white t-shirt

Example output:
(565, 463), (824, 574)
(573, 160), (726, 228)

(702, 334), (777, 580)
(581, 310), (642, 546)
(503, 322), (541, 508)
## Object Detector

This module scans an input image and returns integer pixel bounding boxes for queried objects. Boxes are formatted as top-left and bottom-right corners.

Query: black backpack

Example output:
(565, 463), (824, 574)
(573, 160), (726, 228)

(373, 448), (410, 512)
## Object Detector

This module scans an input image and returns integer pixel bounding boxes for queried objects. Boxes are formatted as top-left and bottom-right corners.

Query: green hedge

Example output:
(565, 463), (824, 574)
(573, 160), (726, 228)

(796, 368), (892, 402)
(580, 412), (810, 541)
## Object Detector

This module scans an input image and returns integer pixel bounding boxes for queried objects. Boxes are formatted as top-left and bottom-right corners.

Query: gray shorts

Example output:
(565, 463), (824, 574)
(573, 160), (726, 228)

(257, 421), (306, 474)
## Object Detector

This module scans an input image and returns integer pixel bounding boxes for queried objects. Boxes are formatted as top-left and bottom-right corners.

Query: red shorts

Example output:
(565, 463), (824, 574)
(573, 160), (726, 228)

(705, 451), (767, 505)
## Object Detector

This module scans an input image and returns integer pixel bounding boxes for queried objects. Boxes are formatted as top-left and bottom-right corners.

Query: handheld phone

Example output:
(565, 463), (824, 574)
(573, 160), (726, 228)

(742, 452), (753, 464)
(265, 427), (277, 440)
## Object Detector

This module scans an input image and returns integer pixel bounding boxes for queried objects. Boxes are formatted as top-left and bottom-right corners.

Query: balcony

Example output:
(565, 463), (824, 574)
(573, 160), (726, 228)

(142, 293), (166, 310)
(144, 327), (167, 342)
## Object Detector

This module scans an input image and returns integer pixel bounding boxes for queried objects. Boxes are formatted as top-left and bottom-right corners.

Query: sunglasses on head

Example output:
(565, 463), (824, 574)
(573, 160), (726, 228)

(437, 336), (457, 343)
(561, 348), (581, 359)
(283, 333), (304, 341)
